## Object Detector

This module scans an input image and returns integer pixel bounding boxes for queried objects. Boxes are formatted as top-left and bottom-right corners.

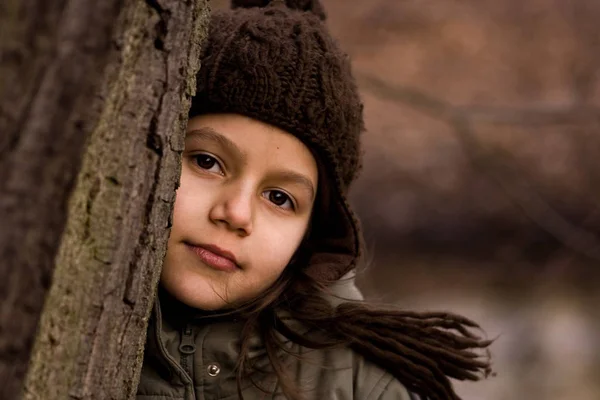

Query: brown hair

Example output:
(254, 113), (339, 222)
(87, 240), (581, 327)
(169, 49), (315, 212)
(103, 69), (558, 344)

(231, 261), (492, 400)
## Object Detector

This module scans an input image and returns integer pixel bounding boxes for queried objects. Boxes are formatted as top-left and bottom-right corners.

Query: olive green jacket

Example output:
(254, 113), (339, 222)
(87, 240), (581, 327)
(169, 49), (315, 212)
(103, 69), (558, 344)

(136, 276), (413, 400)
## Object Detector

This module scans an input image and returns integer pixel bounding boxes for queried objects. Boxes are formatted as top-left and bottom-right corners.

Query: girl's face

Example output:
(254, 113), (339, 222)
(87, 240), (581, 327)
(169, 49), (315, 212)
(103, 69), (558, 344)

(161, 114), (318, 310)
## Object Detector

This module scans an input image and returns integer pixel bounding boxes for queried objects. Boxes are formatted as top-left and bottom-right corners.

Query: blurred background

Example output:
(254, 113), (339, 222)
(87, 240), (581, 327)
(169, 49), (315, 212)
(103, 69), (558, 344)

(214, 1), (600, 398)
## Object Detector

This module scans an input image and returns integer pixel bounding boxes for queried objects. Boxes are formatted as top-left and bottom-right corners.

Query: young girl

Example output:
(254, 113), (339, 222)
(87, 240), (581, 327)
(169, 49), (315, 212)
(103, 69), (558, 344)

(136, 1), (492, 399)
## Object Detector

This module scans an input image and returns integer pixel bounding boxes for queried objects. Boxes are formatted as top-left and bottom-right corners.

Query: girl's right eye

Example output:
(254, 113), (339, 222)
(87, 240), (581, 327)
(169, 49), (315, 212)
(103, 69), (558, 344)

(193, 153), (223, 175)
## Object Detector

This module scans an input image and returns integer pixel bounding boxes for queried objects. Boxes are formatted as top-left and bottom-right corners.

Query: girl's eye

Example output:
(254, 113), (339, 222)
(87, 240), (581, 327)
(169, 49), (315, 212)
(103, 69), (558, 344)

(193, 153), (223, 174)
(263, 190), (294, 211)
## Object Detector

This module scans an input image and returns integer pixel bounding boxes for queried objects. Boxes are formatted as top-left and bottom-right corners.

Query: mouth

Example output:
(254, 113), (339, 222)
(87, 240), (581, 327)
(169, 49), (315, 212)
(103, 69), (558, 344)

(184, 242), (240, 272)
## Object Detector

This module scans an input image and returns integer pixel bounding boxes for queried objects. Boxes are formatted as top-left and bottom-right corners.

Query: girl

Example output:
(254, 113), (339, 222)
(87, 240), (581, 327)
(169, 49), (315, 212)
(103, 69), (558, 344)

(136, 1), (492, 399)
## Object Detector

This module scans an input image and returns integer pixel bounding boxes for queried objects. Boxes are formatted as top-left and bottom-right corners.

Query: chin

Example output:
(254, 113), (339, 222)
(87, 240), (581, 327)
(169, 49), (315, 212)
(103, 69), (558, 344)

(185, 295), (232, 311)
(169, 282), (231, 311)
(161, 276), (234, 312)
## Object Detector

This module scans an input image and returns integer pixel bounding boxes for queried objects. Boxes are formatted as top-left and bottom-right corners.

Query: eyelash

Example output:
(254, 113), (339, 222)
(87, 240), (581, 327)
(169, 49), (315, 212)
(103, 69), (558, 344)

(192, 153), (297, 211)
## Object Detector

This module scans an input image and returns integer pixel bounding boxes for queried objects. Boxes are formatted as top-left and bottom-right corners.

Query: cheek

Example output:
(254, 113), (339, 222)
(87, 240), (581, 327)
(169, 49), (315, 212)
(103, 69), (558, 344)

(170, 170), (209, 234)
(253, 222), (307, 278)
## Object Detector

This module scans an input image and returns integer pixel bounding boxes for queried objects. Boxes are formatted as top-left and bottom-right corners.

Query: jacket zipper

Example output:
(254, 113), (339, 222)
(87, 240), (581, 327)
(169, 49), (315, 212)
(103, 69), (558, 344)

(179, 323), (197, 385)
(153, 301), (197, 399)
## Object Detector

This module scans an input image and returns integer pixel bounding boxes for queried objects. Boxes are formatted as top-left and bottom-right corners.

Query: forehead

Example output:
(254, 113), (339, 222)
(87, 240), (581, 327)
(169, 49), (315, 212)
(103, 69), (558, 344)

(187, 113), (318, 174)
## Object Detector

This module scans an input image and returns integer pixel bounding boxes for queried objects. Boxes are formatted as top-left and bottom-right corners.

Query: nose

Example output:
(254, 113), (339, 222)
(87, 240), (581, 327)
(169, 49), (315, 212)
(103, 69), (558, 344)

(208, 183), (253, 236)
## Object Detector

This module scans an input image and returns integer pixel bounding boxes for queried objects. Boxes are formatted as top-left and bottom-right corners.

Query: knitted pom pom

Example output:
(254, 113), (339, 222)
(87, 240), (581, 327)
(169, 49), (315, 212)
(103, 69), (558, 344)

(231, 0), (327, 20)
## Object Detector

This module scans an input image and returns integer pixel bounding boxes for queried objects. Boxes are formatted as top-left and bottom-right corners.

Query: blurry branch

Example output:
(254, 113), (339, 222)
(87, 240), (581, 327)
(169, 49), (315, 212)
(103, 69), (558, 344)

(358, 73), (455, 120)
(356, 72), (600, 261)
(358, 73), (600, 125)
(456, 106), (600, 126)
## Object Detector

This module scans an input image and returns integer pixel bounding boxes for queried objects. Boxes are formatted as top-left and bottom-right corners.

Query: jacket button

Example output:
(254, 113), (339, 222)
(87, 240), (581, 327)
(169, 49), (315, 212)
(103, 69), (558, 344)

(207, 364), (220, 377)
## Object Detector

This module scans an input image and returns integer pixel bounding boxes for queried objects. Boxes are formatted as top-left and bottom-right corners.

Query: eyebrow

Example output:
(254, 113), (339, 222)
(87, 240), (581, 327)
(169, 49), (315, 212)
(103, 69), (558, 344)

(186, 127), (247, 164)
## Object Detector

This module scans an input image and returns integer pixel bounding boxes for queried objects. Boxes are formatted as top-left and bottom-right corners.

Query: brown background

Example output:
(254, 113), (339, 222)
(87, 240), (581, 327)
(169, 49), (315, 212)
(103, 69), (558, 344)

(212, 1), (600, 399)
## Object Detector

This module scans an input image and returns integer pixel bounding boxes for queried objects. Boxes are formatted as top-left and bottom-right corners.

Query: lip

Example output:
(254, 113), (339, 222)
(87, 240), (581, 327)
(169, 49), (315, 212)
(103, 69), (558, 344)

(185, 242), (240, 272)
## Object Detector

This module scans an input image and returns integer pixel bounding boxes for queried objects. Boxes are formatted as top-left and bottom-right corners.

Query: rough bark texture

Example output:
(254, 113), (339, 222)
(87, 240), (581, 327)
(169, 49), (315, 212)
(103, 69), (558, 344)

(0, 0), (209, 399)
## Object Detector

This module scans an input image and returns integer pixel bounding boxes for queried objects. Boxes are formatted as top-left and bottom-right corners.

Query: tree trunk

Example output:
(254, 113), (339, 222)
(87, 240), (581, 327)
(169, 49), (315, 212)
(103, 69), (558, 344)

(0, 0), (209, 399)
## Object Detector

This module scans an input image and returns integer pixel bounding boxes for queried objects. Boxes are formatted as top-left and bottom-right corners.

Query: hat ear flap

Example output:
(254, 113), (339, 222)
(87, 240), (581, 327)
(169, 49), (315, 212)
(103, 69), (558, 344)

(300, 155), (360, 284)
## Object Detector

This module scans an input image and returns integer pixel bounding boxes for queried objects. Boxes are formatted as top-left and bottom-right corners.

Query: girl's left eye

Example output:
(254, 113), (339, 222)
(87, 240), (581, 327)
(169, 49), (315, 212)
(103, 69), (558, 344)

(262, 190), (295, 211)
(193, 153), (223, 175)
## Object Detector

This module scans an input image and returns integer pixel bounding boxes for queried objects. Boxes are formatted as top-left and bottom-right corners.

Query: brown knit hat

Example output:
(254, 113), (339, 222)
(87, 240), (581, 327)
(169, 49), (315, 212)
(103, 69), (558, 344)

(190, 0), (365, 282)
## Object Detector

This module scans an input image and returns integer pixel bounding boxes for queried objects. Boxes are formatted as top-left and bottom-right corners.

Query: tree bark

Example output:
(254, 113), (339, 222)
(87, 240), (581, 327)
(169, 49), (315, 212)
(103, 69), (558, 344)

(0, 0), (209, 399)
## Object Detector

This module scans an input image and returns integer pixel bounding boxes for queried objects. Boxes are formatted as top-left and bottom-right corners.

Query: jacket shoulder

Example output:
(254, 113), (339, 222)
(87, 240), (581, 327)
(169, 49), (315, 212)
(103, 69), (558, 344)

(352, 352), (413, 400)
